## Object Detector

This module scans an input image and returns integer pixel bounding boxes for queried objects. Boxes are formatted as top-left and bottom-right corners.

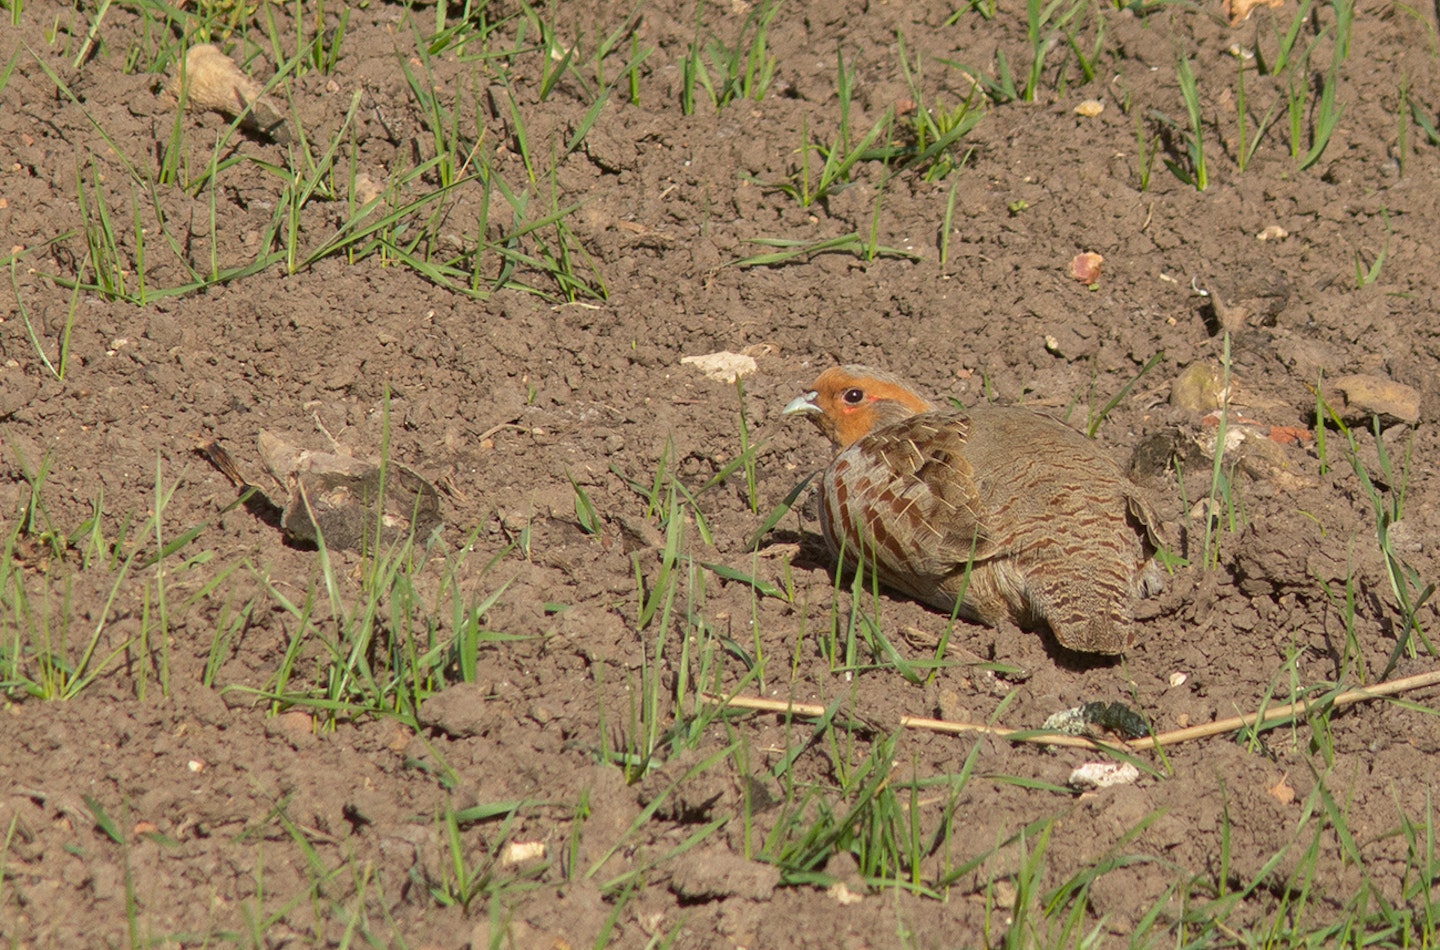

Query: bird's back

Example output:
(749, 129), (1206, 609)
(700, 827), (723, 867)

(820, 404), (1155, 653)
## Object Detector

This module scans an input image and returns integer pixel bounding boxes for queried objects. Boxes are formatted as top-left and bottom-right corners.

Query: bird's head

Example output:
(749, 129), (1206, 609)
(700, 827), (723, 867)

(783, 365), (935, 448)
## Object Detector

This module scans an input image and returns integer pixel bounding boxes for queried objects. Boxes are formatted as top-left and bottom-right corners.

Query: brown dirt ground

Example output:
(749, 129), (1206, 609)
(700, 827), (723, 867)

(3, 0), (1440, 945)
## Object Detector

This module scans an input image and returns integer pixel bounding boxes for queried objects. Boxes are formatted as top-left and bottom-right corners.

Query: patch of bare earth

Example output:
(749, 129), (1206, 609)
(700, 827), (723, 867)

(2, 0), (1439, 945)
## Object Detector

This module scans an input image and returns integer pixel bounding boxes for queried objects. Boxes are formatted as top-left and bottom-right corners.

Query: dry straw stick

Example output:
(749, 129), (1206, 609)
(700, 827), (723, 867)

(702, 668), (1440, 753)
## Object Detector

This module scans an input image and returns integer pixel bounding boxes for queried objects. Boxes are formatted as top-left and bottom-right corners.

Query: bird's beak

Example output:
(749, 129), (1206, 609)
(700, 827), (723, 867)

(783, 391), (821, 416)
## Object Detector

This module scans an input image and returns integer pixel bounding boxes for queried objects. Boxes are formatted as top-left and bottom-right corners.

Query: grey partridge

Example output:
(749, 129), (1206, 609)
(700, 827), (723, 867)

(784, 365), (1165, 654)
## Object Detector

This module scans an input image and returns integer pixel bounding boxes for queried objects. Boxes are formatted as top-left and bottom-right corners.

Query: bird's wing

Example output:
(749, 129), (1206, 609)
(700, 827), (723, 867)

(827, 411), (1001, 581)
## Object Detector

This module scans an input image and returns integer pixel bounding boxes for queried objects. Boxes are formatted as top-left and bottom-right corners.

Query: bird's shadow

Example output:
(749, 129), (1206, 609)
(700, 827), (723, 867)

(785, 528), (835, 572)
(1018, 623), (1124, 673)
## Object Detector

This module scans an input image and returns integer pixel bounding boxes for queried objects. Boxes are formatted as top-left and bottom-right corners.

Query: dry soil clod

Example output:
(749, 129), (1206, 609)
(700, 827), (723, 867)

(166, 44), (292, 143)
(1223, 0), (1285, 25)
(257, 430), (442, 550)
(1326, 373), (1422, 425)
(680, 350), (759, 383)
(1170, 362), (1229, 413)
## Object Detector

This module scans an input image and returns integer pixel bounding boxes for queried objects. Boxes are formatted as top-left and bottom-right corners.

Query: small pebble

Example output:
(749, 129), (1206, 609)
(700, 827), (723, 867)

(1069, 761), (1140, 789)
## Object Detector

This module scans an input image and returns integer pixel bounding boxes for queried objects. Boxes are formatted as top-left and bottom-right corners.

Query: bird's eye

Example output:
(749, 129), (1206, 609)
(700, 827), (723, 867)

(841, 387), (865, 405)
